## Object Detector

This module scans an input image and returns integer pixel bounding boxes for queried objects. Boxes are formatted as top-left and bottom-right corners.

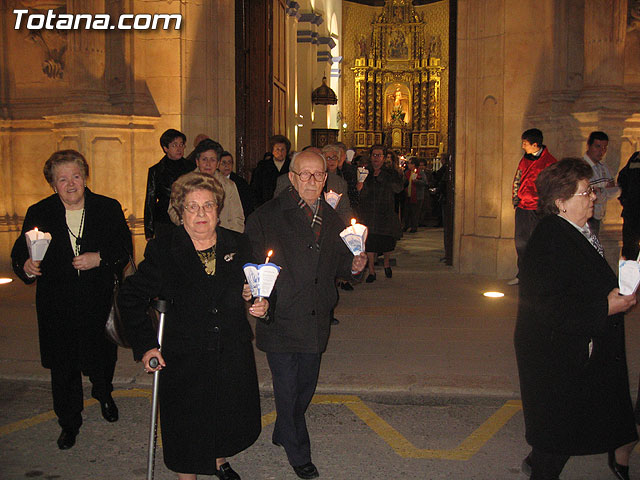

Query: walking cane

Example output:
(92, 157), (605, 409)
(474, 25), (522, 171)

(146, 298), (169, 480)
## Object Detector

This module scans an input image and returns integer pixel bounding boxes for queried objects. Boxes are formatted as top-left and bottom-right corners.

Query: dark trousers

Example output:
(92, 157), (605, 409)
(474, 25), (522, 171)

(515, 208), (539, 276)
(404, 200), (423, 230)
(50, 348), (116, 432)
(267, 352), (322, 466)
(529, 449), (569, 480)
(622, 215), (640, 260)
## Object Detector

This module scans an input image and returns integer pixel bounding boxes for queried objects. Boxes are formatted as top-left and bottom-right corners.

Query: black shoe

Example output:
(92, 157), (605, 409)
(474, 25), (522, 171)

(272, 439), (283, 447)
(99, 396), (119, 422)
(57, 429), (78, 450)
(292, 462), (319, 479)
(330, 317), (340, 325)
(608, 451), (630, 480)
(384, 267), (392, 278)
(341, 281), (354, 291)
(365, 273), (376, 283)
(215, 462), (241, 480)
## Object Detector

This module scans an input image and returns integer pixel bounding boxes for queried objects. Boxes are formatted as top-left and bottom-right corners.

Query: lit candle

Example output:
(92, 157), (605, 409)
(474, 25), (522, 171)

(265, 250), (273, 264)
(350, 218), (357, 234)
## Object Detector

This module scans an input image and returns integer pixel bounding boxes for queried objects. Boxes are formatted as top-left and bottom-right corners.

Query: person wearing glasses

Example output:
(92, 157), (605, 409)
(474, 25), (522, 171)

(144, 129), (196, 240)
(245, 150), (367, 479)
(357, 144), (404, 282)
(515, 157), (638, 480)
(191, 139), (245, 233)
(120, 172), (263, 480)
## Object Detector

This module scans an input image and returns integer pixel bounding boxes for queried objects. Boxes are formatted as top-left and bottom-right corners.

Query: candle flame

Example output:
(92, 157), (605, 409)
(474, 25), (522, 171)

(267, 250), (273, 257)
(351, 218), (356, 226)
(34, 227), (38, 232)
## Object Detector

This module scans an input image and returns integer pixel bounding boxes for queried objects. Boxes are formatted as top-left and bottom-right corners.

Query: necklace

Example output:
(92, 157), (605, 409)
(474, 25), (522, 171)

(196, 245), (216, 276)
(66, 208), (85, 256)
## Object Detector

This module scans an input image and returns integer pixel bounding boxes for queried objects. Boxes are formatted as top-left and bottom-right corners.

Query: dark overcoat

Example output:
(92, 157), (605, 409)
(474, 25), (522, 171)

(244, 191), (355, 354)
(358, 167), (404, 239)
(514, 214), (638, 455)
(117, 226), (261, 474)
(11, 190), (131, 372)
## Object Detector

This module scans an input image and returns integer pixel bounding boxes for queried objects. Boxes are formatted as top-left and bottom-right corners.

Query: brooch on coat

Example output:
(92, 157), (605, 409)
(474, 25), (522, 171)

(223, 252), (236, 262)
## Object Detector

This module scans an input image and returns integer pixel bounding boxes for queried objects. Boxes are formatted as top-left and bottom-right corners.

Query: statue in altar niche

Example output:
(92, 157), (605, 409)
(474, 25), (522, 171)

(386, 85), (410, 124)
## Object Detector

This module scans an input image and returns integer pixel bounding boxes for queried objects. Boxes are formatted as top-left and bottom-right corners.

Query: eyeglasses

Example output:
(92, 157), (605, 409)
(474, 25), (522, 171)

(325, 155), (339, 161)
(184, 201), (216, 213)
(169, 142), (185, 149)
(573, 186), (595, 197)
(291, 170), (327, 182)
(220, 159), (233, 165)
(371, 153), (384, 158)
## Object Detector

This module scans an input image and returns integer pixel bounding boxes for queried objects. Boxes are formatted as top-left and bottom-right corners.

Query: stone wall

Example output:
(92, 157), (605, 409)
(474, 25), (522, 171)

(455, 0), (640, 277)
(0, 0), (236, 270)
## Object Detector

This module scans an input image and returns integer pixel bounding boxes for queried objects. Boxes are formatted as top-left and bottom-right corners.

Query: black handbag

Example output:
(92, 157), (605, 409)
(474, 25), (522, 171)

(105, 256), (136, 348)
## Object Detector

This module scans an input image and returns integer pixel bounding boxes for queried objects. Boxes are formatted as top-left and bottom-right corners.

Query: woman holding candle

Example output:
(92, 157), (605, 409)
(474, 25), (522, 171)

(11, 149), (132, 450)
(515, 157), (638, 479)
(357, 145), (404, 282)
(118, 172), (263, 480)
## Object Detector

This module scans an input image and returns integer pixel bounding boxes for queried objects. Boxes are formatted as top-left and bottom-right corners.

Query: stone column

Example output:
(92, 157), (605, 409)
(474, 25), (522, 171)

(576, 0), (628, 109)
(65, 0), (110, 112)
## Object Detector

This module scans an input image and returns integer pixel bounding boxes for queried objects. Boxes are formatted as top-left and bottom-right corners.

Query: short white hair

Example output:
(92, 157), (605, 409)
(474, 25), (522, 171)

(290, 150), (326, 172)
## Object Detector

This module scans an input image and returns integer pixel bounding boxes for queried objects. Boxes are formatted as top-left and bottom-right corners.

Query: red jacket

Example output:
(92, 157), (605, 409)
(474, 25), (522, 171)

(512, 147), (557, 210)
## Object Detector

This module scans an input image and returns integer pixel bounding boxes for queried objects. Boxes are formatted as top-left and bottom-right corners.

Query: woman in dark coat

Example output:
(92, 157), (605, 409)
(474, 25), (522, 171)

(11, 149), (132, 450)
(515, 157), (638, 480)
(119, 172), (263, 480)
(357, 144), (403, 282)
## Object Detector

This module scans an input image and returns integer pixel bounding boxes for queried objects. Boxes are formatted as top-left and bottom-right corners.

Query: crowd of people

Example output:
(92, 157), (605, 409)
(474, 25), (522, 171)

(10, 127), (640, 480)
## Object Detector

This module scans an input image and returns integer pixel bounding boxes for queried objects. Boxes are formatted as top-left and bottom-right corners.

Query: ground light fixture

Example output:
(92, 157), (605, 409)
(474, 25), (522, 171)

(483, 291), (504, 298)
(0, 278), (13, 285)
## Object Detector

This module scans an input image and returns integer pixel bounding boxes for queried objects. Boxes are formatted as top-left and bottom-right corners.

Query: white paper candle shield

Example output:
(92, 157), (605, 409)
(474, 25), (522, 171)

(619, 259), (640, 295)
(25, 229), (52, 262)
(324, 190), (342, 209)
(243, 263), (281, 298)
(340, 222), (368, 255)
(357, 166), (368, 183)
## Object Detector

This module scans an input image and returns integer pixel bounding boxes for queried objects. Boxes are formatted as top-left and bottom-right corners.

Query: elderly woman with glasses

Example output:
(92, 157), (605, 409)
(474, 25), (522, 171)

(357, 144), (404, 282)
(515, 157), (638, 480)
(119, 172), (264, 480)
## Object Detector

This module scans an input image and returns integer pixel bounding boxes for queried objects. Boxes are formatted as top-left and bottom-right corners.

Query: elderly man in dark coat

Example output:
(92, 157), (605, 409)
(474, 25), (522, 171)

(245, 150), (367, 479)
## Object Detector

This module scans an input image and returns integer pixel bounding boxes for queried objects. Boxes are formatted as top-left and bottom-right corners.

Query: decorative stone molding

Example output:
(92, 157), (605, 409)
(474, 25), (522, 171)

(299, 12), (323, 26)
(18, 1), (68, 79)
(286, 1), (301, 19)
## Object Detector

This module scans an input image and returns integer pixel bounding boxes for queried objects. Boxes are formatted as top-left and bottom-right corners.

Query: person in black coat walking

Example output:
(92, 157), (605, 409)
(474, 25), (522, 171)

(219, 150), (255, 219)
(245, 150), (367, 479)
(144, 128), (195, 239)
(250, 134), (291, 208)
(119, 172), (263, 480)
(11, 150), (132, 450)
(515, 157), (638, 480)
(618, 151), (640, 260)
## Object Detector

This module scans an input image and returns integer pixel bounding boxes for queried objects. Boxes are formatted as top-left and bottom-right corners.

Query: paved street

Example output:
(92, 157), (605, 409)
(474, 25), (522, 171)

(1, 379), (637, 479)
(1, 228), (639, 479)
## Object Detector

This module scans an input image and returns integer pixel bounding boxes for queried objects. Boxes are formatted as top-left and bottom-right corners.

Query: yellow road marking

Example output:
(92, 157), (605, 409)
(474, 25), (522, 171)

(0, 389), (522, 460)
(0, 388), (151, 437)
(261, 394), (522, 460)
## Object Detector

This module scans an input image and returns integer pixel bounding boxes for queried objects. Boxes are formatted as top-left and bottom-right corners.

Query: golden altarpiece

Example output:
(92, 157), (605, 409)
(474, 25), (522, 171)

(351, 0), (444, 155)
